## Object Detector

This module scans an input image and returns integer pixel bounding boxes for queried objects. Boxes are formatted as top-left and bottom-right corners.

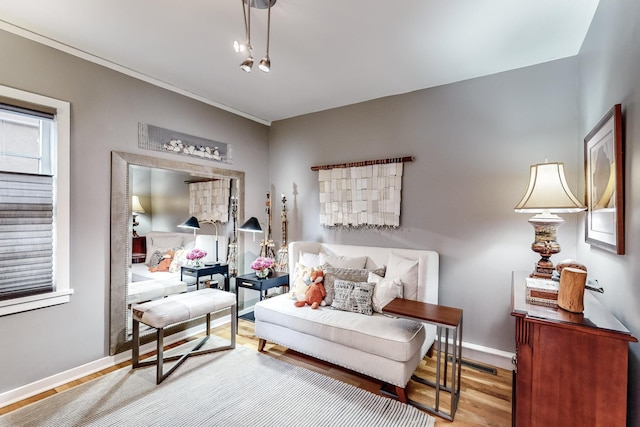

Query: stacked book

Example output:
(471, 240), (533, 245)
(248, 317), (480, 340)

(525, 277), (559, 307)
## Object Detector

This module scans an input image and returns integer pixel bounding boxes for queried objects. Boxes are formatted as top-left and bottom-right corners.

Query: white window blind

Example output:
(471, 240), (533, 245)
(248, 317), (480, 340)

(0, 171), (54, 300)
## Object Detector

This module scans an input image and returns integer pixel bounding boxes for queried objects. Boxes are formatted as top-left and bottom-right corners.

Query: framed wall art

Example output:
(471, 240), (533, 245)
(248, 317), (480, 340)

(584, 104), (624, 254)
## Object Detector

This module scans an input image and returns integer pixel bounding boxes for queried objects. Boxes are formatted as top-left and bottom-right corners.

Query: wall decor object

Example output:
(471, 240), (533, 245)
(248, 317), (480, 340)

(311, 156), (414, 228)
(584, 104), (624, 254)
(261, 192), (277, 260)
(187, 178), (231, 224)
(138, 123), (233, 164)
(275, 193), (288, 272)
(227, 196), (239, 276)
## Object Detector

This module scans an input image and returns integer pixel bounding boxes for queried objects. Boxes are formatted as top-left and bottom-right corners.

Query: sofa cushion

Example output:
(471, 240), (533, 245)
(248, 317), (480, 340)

(254, 294), (425, 362)
(319, 253), (367, 269)
(386, 252), (419, 300)
(323, 265), (386, 305)
(331, 279), (375, 315)
(368, 272), (403, 313)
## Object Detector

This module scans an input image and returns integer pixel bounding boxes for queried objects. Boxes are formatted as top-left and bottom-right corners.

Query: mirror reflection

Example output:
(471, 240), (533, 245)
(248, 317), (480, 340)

(110, 151), (244, 355)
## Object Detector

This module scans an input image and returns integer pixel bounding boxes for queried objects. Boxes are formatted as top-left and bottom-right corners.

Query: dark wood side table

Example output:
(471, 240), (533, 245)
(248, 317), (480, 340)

(382, 298), (462, 421)
(511, 271), (636, 427)
(132, 235), (146, 263)
(382, 298), (463, 421)
(235, 271), (289, 320)
(180, 264), (230, 291)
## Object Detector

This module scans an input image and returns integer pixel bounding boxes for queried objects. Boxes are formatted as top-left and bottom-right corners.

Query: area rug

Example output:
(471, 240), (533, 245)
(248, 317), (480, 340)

(0, 338), (436, 426)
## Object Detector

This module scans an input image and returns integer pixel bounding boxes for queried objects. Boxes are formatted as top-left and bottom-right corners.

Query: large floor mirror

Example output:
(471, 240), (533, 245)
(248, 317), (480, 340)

(110, 151), (244, 355)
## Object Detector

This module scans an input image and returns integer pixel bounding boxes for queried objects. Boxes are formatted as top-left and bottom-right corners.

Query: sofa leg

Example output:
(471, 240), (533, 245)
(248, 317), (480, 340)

(395, 386), (408, 403)
(258, 338), (266, 352)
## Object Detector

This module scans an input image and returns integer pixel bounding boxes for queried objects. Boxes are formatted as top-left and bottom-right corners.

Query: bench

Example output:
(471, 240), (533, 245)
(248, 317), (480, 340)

(131, 288), (237, 383)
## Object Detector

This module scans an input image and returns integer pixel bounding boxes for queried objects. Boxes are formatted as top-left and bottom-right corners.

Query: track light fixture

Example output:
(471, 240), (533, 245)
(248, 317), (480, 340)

(234, 0), (275, 73)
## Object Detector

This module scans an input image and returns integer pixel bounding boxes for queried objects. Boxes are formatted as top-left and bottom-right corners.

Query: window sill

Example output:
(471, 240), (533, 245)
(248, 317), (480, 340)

(0, 289), (74, 316)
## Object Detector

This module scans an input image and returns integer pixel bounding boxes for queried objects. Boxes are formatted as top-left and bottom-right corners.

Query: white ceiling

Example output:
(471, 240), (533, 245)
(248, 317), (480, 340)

(0, 1), (599, 125)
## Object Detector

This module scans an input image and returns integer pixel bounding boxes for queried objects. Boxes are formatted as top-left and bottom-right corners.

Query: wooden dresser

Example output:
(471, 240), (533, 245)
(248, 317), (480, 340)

(511, 271), (636, 427)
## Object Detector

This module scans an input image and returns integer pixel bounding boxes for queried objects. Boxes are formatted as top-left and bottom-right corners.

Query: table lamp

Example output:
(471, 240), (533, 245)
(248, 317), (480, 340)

(178, 216), (200, 237)
(131, 195), (145, 237)
(514, 162), (586, 278)
(238, 216), (263, 241)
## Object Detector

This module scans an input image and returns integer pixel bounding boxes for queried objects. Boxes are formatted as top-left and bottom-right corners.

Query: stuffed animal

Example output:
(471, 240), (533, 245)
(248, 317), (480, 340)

(149, 250), (174, 272)
(294, 268), (326, 309)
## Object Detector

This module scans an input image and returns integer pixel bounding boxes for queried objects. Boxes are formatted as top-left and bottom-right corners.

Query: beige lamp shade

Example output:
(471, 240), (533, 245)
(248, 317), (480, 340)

(131, 195), (145, 213)
(514, 162), (585, 213)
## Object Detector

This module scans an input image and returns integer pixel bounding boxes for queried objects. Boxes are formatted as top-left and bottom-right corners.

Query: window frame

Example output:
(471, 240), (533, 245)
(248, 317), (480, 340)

(0, 85), (72, 316)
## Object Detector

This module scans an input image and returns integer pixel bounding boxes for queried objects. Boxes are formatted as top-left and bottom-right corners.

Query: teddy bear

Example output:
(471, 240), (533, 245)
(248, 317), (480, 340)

(294, 268), (326, 309)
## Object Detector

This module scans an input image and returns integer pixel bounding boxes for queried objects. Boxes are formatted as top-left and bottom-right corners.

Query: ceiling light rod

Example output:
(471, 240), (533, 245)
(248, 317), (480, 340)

(236, 0), (276, 73)
(258, 0), (272, 72)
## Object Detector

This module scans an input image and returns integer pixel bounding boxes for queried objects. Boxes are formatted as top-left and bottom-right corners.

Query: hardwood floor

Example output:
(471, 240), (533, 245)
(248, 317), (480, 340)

(1, 319), (513, 426)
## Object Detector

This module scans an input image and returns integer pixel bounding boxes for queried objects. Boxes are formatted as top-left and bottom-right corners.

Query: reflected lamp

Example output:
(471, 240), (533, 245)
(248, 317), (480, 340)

(178, 216), (200, 237)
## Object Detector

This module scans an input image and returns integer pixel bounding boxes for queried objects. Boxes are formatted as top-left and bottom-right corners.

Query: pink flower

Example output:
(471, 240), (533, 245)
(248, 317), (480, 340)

(251, 257), (275, 271)
(187, 248), (207, 260)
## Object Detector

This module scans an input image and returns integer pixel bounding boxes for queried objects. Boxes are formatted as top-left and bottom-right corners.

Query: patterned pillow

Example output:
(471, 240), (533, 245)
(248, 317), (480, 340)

(168, 248), (189, 273)
(289, 262), (314, 300)
(147, 250), (164, 268)
(331, 279), (375, 315)
(323, 265), (386, 305)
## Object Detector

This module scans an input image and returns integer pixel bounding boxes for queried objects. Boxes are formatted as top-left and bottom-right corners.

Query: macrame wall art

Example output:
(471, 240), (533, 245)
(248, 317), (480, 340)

(311, 156), (414, 228)
(187, 178), (231, 224)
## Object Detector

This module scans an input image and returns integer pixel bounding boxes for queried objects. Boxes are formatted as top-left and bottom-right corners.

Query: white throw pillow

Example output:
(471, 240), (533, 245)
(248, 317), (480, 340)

(385, 252), (419, 300)
(298, 251), (322, 268)
(368, 272), (403, 313)
(319, 253), (367, 269)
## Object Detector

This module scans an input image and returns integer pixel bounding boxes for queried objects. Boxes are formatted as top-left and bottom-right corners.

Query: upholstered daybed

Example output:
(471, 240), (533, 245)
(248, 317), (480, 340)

(254, 241), (439, 401)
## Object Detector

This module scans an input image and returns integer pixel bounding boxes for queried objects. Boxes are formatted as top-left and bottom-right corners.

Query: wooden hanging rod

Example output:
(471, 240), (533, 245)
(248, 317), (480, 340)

(184, 177), (220, 184)
(310, 156), (415, 171)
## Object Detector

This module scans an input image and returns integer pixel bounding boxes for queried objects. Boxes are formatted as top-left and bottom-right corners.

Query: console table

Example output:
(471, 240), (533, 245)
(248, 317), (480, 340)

(511, 271), (636, 427)
(180, 264), (230, 291)
(382, 297), (463, 421)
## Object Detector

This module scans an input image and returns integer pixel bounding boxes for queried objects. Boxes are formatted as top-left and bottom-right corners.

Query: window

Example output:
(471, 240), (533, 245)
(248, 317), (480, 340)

(0, 85), (71, 316)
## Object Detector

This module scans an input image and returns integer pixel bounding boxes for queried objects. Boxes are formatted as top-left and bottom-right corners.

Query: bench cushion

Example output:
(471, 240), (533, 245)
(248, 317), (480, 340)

(128, 279), (187, 304)
(132, 288), (235, 329)
(254, 294), (424, 362)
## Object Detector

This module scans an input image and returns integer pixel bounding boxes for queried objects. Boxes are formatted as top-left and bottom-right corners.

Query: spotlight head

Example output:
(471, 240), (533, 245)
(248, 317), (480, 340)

(240, 56), (254, 72)
(259, 55), (271, 72)
(233, 40), (246, 53)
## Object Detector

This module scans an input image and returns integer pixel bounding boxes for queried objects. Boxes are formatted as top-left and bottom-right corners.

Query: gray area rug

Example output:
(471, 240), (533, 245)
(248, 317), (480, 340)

(1, 338), (436, 426)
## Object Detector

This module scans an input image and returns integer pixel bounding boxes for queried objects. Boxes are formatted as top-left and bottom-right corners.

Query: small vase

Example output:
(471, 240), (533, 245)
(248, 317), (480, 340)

(256, 268), (269, 279)
(192, 258), (203, 268)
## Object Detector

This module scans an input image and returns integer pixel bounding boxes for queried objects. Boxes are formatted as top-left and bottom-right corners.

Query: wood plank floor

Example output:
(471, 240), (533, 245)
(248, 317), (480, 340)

(1, 319), (513, 426)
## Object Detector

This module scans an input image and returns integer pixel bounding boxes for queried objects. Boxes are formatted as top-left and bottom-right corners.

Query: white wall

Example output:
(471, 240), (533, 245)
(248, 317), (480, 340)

(269, 57), (582, 354)
(576, 1), (640, 425)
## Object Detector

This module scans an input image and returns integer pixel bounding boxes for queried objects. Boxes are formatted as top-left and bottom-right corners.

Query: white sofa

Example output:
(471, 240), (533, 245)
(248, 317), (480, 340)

(128, 231), (228, 301)
(254, 241), (439, 402)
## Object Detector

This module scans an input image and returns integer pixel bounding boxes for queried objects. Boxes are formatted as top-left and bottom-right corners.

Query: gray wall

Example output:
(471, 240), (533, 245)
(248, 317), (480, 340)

(576, 1), (640, 425)
(0, 29), (270, 393)
(269, 57), (582, 354)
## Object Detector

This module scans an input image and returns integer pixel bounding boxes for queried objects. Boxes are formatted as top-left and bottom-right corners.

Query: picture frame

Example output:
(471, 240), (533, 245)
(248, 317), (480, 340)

(584, 104), (624, 254)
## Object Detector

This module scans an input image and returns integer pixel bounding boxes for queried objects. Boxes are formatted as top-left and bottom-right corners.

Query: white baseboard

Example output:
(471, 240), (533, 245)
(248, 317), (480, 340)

(0, 317), (230, 409)
(458, 340), (515, 371)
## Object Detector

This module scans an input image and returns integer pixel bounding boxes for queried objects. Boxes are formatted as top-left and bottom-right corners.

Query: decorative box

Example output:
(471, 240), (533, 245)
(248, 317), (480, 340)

(525, 277), (559, 307)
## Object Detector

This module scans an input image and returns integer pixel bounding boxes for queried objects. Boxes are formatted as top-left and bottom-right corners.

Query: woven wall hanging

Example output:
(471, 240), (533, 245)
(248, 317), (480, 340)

(312, 156), (414, 228)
